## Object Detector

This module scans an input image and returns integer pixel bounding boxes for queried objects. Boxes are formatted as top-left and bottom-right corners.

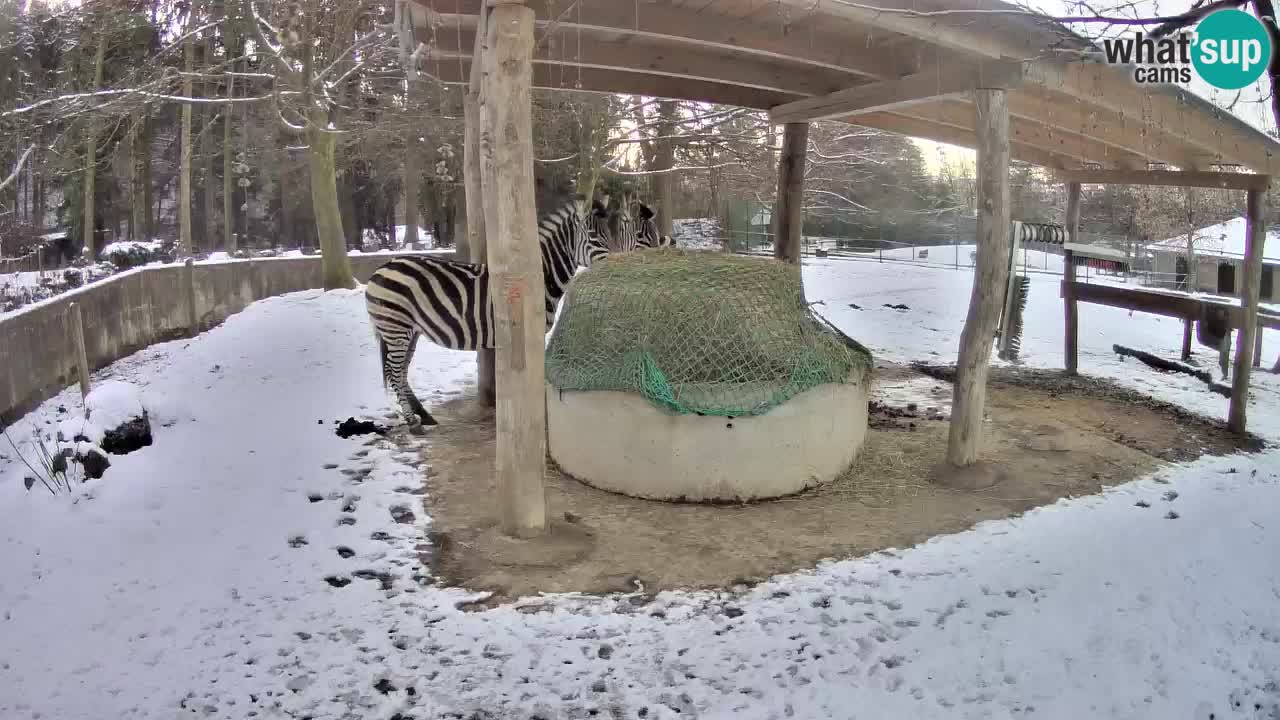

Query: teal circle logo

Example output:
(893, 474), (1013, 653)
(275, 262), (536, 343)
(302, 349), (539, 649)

(1192, 9), (1272, 90)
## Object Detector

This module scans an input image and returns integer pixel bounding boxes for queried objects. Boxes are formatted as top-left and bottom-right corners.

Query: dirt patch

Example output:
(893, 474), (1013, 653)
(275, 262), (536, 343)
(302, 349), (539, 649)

(417, 364), (1260, 604)
(912, 363), (1265, 460)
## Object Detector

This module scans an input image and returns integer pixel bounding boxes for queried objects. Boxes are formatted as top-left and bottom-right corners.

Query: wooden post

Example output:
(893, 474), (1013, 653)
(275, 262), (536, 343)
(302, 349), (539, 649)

(1229, 188), (1267, 434)
(481, 1), (546, 537)
(184, 257), (198, 335)
(1253, 327), (1263, 368)
(945, 89), (1010, 469)
(1063, 181), (1081, 374)
(465, 3), (495, 408)
(1181, 318), (1193, 361)
(773, 122), (808, 263)
(68, 301), (91, 404)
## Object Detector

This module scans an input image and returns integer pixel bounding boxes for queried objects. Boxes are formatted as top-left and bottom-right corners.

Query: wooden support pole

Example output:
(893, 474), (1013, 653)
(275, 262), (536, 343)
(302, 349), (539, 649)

(1229, 188), (1268, 433)
(773, 122), (808, 263)
(184, 257), (198, 335)
(945, 89), (1010, 469)
(1063, 181), (1081, 374)
(482, 1), (546, 537)
(465, 2), (495, 408)
(1182, 318), (1193, 361)
(68, 301), (91, 405)
(1254, 327), (1264, 368)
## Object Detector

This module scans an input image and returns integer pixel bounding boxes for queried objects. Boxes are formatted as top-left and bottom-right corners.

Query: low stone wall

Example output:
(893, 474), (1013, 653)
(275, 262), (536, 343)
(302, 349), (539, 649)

(1, 253), (424, 428)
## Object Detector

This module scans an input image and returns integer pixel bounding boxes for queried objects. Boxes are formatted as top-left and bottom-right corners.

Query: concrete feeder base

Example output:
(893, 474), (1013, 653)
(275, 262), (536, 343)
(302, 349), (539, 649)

(546, 380), (869, 502)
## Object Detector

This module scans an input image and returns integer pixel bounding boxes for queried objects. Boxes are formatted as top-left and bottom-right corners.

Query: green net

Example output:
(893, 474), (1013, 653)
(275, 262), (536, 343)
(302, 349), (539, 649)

(545, 249), (873, 416)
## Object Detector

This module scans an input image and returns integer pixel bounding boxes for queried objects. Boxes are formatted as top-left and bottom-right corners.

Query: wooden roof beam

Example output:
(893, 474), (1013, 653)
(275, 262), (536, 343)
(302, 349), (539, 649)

(1051, 168), (1272, 191)
(1026, 61), (1280, 174)
(1005, 90), (1214, 170)
(429, 28), (850, 97)
(769, 61), (1027, 124)
(424, 59), (796, 109)
(421, 2), (912, 81)
(847, 111), (1081, 169)
(889, 99), (1152, 169)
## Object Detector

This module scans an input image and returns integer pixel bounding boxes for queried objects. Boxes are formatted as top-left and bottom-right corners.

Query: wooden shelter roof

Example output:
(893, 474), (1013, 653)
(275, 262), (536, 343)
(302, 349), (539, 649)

(408, 0), (1280, 175)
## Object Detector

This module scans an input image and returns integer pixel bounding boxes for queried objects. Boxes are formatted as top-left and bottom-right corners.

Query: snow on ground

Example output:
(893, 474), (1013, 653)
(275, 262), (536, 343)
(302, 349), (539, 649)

(2, 260), (1280, 719)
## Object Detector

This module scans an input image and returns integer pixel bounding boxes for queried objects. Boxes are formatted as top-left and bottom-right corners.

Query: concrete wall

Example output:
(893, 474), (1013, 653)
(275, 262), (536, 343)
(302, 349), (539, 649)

(1, 253), (427, 428)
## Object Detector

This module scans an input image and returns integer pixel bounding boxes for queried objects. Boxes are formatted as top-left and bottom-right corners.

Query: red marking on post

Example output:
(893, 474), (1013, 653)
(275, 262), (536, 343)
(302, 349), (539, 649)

(506, 278), (526, 371)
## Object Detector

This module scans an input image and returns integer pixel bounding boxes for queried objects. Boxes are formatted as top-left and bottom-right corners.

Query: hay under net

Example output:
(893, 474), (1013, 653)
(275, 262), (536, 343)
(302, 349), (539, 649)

(545, 249), (873, 417)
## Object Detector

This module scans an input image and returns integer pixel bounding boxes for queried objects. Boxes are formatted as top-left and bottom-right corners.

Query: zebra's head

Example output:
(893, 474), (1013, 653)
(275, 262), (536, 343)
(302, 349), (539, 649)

(565, 194), (611, 267)
(636, 202), (675, 248)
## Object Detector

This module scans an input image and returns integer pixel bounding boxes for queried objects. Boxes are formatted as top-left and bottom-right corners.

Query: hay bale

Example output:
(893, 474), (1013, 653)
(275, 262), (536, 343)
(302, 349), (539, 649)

(546, 249), (872, 416)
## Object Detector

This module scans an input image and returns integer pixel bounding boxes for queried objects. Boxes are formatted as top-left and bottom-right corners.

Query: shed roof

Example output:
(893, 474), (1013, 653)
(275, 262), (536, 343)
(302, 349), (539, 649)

(1150, 217), (1280, 262)
(410, 0), (1280, 175)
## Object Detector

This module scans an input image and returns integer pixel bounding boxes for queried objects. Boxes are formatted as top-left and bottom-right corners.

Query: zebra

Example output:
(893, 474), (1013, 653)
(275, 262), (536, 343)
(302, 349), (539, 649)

(595, 197), (674, 251)
(365, 195), (611, 428)
(635, 202), (675, 248)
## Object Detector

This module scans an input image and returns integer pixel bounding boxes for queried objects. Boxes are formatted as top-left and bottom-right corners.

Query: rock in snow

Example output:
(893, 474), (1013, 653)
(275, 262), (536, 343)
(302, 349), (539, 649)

(85, 381), (152, 455)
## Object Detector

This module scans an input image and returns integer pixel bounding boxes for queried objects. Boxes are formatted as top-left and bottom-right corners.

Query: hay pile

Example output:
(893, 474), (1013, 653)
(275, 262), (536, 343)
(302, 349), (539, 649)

(545, 249), (872, 416)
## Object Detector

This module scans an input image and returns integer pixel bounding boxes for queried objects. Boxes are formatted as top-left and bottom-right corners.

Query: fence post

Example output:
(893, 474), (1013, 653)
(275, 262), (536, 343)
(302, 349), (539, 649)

(184, 257), (198, 335)
(68, 301), (91, 406)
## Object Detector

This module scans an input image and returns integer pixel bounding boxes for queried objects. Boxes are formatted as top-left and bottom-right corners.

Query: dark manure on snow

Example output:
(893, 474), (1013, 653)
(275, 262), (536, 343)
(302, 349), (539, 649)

(334, 417), (388, 439)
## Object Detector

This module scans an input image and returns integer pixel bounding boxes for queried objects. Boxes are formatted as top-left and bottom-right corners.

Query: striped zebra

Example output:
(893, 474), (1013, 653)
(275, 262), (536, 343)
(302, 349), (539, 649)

(597, 198), (674, 251)
(365, 195), (610, 428)
(636, 202), (675, 248)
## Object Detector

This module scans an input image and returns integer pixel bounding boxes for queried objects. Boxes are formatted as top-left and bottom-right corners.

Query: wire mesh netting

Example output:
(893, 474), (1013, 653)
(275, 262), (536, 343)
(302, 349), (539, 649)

(545, 249), (874, 417)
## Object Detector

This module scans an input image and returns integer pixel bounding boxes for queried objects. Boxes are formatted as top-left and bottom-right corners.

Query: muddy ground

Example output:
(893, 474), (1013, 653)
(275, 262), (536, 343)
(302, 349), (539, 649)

(416, 364), (1262, 605)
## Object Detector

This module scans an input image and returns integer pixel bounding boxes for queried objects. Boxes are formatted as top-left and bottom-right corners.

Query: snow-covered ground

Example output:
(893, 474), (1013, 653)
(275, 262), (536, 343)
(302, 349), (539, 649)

(2, 259), (1280, 719)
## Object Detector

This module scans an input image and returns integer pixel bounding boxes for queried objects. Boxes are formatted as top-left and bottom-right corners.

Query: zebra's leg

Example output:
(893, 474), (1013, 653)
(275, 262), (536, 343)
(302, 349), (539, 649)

(384, 330), (438, 428)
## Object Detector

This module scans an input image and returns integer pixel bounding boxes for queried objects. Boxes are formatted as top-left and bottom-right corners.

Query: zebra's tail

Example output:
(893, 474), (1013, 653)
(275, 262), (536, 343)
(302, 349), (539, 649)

(375, 331), (390, 391)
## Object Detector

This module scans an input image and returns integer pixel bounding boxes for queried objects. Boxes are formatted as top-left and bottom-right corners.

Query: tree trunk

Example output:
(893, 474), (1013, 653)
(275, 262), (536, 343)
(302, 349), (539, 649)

(306, 111), (355, 290)
(179, 26), (195, 257)
(1064, 182), (1081, 373)
(653, 100), (678, 237)
(83, 28), (108, 259)
(482, 2), (546, 537)
(945, 89), (1010, 470)
(465, 3), (494, 407)
(402, 146), (419, 246)
(1229, 190), (1267, 433)
(141, 113), (153, 240)
(773, 123), (808, 263)
(223, 0), (237, 253)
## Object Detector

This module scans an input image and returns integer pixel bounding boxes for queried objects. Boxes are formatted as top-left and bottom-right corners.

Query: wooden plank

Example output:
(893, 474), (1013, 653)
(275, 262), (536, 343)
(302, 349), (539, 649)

(1052, 168), (1272, 192)
(68, 301), (91, 404)
(428, 58), (797, 110)
(1229, 189), (1267, 434)
(892, 100), (1150, 169)
(1064, 182), (1080, 374)
(848, 111), (1077, 170)
(1007, 90), (1212, 170)
(431, 26), (851, 97)
(1066, 281), (1280, 330)
(773, 122), (808, 263)
(425, 1), (909, 80)
(465, 3), (494, 408)
(770, 61), (1027, 124)
(482, 2), (547, 536)
(1027, 62), (1280, 174)
(946, 89), (1010, 468)
(184, 257), (198, 334)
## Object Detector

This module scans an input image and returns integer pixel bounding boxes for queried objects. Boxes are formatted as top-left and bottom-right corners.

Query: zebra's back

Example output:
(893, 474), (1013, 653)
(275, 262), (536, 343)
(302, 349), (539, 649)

(366, 255), (494, 351)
